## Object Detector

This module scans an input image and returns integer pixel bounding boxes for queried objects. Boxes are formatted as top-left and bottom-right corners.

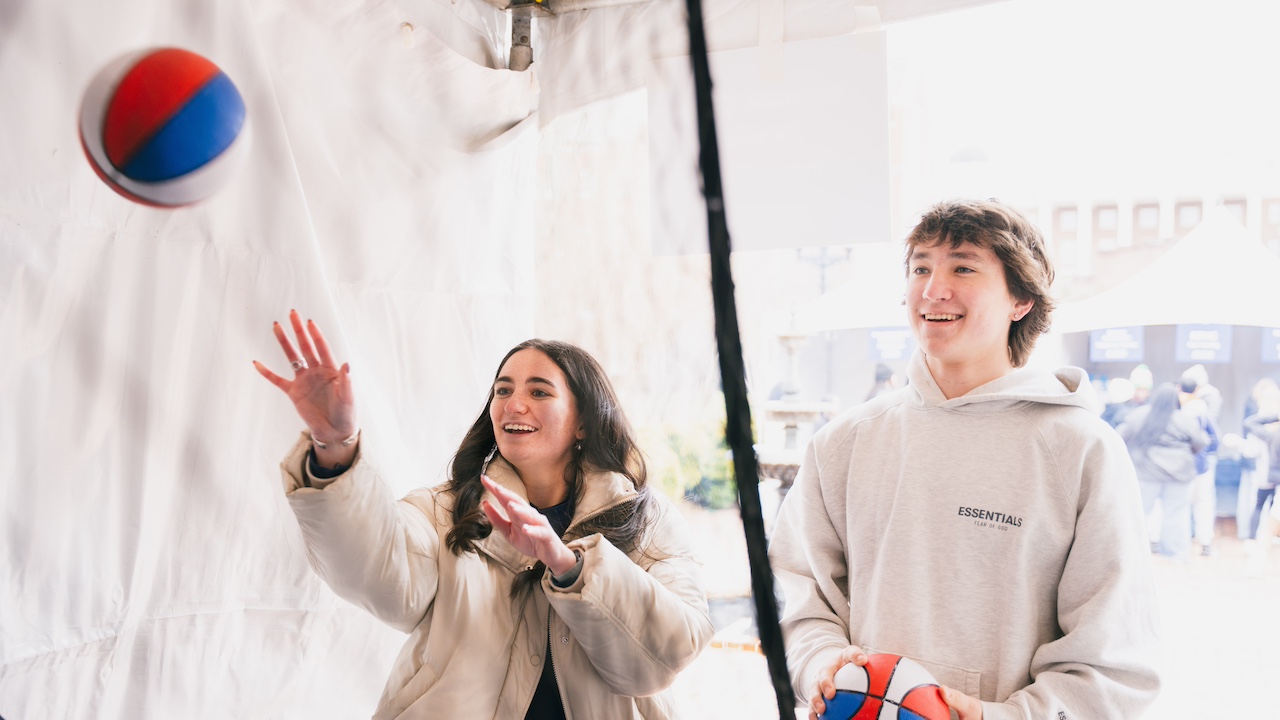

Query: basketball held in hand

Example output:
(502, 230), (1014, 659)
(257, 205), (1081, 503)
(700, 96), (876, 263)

(79, 47), (250, 207)
(819, 653), (950, 720)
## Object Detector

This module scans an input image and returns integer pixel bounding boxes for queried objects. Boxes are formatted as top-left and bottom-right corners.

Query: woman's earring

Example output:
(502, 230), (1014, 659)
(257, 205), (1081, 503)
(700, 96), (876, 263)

(574, 440), (583, 452)
(481, 443), (497, 475)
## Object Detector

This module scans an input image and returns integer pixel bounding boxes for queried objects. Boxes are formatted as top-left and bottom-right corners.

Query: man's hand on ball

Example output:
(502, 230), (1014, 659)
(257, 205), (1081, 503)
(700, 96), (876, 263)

(942, 686), (983, 720)
(809, 645), (869, 720)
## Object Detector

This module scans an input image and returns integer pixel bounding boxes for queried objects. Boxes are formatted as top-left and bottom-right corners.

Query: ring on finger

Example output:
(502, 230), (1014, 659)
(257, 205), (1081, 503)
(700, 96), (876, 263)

(291, 359), (307, 371)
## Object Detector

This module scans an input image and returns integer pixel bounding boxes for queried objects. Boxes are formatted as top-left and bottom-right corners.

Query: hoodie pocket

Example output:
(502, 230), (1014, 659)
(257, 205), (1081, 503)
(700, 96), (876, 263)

(867, 648), (982, 699)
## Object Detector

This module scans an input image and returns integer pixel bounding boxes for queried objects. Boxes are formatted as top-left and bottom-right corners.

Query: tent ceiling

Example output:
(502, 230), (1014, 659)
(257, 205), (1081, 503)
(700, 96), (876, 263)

(525, 0), (1012, 131)
(479, 0), (1008, 24)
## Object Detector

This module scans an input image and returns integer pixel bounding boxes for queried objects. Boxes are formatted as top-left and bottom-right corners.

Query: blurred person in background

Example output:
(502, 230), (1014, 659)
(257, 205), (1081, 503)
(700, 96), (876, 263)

(863, 363), (900, 402)
(1178, 372), (1220, 557)
(1130, 364), (1153, 405)
(1241, 376), (1280, 421)
(1181, 364), (1221, 421)
(1242, 380), (1280, 577)
(1100, 377), (1134, 428)
(1101, 365), (1152, 429)
(1244, 487), (1280, 577)
(1118, 382), (1210, 561)
(1243, 402), (1280, 542)
(1240, 379), (1280, 540)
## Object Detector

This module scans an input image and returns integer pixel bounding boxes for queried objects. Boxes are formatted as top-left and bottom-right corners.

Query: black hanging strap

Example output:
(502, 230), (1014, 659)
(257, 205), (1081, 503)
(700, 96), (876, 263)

(681, 1), (797, 717)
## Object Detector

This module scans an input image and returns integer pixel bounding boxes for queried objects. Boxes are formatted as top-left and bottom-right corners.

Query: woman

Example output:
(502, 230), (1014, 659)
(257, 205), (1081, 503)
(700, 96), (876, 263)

(1117, 382), (1210, 560)
(254, 310), (712, 719)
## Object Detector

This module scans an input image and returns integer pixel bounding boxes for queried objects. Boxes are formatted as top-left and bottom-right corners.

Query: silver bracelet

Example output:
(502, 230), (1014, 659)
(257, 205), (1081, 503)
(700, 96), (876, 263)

(312, 429), (360, 450)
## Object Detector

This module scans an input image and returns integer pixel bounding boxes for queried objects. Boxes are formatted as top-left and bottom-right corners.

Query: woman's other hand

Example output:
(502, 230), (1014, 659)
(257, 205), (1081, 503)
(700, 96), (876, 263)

(254, 309), (358, 467)
(480, 474), (577, 575)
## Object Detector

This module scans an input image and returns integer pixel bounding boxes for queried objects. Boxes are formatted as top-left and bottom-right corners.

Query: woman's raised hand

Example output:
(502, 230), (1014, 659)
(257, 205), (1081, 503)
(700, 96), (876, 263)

(254, 310), (358, 465)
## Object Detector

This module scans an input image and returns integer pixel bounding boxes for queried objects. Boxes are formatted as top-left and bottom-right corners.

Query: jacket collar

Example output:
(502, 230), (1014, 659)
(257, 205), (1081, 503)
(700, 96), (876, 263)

(475, 456), (639, 573)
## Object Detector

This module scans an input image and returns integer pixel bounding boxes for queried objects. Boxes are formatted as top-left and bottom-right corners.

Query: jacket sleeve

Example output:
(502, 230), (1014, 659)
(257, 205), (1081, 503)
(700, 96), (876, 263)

(984, 428), (1162, 720)
(280, 433), (440, 634)
(1244, 413), (1279, 438)
(766, 438), (853, 705)
(542, 494), (713, 697)
(1114, 409), (1141, 443)
(1182, 414), (1210, 455)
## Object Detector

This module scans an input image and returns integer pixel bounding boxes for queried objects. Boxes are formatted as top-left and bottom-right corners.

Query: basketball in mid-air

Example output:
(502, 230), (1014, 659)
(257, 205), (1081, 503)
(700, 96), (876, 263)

(819, 653), (950, 720)
(79, 47), (250, 207)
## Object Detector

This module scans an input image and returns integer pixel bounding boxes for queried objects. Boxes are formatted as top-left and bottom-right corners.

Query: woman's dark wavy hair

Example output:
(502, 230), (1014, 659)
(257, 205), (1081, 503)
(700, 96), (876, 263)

(443, 339), (656, 595)
(1130, 382), (1182, 449)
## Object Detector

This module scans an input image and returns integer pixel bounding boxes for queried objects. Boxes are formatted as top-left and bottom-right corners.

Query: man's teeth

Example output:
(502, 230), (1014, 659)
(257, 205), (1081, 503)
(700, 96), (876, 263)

(924, 313), (961, 321)
(505, 424), (536, 433)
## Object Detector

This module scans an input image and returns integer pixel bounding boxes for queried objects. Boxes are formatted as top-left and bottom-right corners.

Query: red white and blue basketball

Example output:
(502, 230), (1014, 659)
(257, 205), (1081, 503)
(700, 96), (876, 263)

(79, 47), (250, 207)
(819, 654), (950, 720)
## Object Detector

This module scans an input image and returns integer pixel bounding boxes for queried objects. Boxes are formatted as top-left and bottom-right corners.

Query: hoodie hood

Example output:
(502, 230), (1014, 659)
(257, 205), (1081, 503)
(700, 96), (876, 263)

(906, 350), (1100, 414)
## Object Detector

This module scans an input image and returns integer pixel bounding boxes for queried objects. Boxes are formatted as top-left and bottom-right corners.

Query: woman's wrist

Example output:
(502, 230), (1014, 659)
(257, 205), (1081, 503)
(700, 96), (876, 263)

(311, 428), (359, 450)
(547, 545), (580, 577)
(311, 428), (359, 470)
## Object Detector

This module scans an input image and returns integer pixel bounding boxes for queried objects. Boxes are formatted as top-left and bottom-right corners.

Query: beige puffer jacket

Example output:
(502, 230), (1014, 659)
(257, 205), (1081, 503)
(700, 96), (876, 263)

(280, 434), (713, 719)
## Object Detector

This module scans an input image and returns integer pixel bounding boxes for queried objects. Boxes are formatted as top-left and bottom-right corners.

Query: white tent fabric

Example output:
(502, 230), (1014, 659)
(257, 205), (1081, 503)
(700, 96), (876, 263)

(648, 31), (892, 254)
(534, 0), (1007, 122)
(3, 1), (539, 716)
(0, 0), (1006, 718)
(1053, 207), (1280, 333)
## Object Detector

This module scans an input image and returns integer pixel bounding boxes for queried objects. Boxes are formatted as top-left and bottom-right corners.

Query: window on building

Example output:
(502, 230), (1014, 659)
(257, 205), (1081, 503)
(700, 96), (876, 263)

(1175, 200), (1202, 238)
(1133, 202), (1160, 244)
(1093, 204), (1118, 251)
(1223, 197), (1247, 226)
(1262, 198), (1280, 254)
(1052, 206), (1078, 275)
(1056, 239), (1077, 276)
(1054, 206), (1077, 235)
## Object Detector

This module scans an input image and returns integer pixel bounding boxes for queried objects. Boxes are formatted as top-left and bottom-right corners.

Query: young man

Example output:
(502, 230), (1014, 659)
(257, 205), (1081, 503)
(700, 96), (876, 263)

(769, 200), (1161, 720)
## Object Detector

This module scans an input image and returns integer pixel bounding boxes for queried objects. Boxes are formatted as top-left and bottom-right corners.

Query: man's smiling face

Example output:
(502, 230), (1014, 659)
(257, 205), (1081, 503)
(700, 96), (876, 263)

(906, 239), (1033, 381)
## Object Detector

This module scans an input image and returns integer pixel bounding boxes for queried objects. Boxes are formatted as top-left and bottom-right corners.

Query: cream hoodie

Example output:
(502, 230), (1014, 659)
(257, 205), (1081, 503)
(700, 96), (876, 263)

(769, 352), (1161, 720)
